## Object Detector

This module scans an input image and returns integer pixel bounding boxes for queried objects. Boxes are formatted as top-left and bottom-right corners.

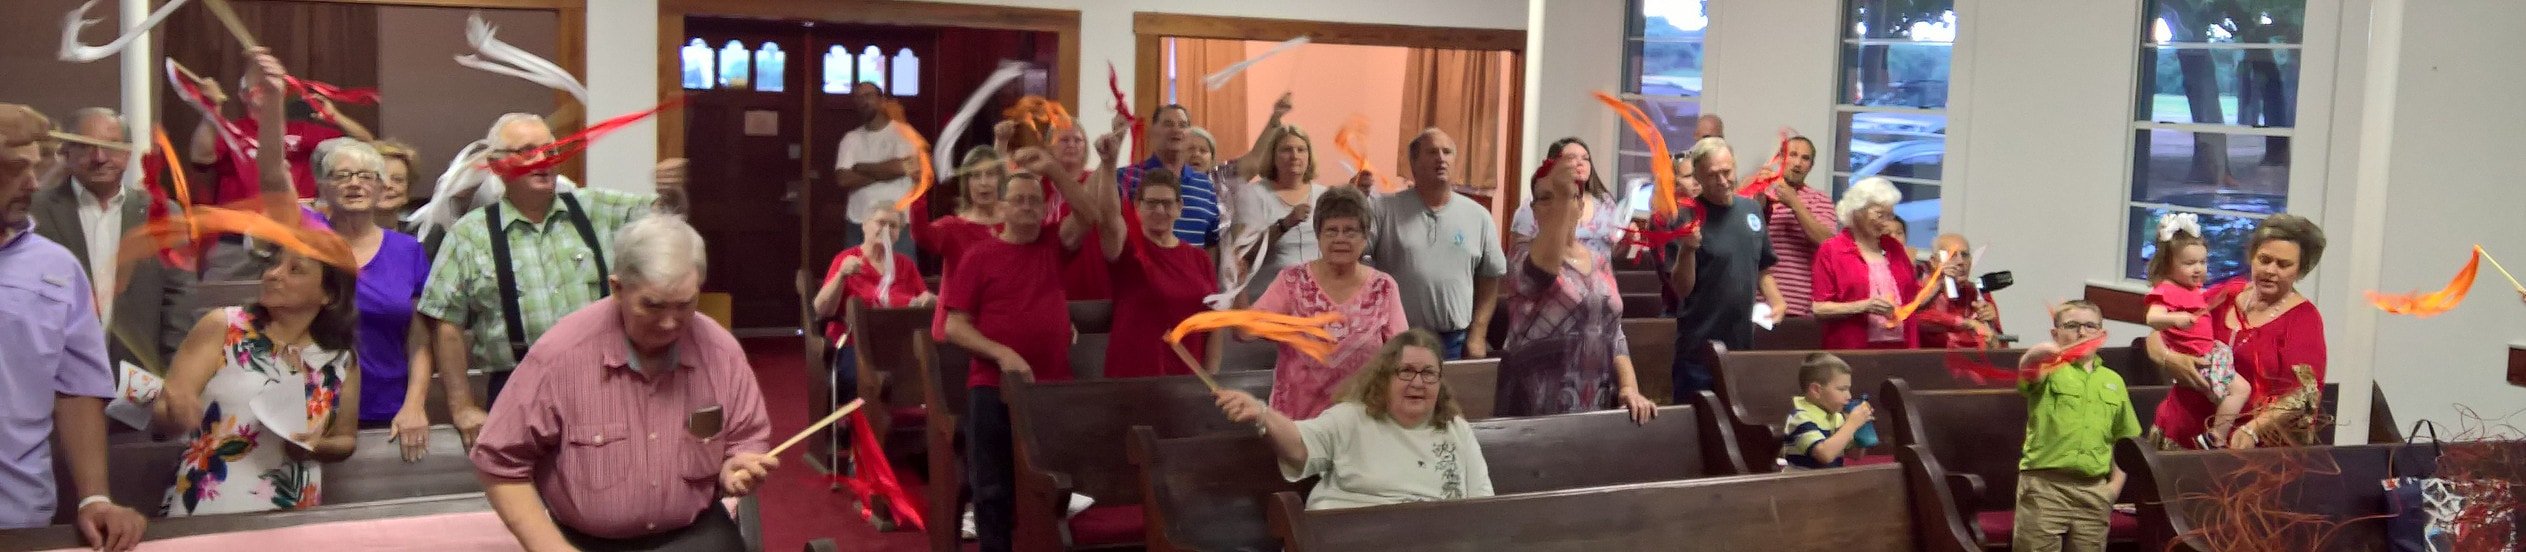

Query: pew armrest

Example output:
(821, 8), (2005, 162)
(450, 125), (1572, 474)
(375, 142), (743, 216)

(1263, 491), (1310, 552)
(737, 496), (763, 552)
(1731, 414), (1784, 473)
(1948, 473), (1986, 513)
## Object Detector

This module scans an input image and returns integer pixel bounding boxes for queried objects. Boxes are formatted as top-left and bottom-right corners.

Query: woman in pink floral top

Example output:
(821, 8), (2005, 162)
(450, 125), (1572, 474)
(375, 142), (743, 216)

(1250, 187), (1408, 419)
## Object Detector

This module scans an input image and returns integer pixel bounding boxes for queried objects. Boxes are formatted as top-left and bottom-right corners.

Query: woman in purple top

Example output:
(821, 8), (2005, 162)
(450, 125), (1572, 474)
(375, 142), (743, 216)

(313, 138), (435, 460)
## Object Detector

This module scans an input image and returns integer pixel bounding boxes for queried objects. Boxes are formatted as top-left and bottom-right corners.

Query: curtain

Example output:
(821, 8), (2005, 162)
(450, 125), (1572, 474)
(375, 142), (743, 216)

(161, 0), (380, 200)
(1397, 48), (1504, 194)
(1167, 38), (1249, 159)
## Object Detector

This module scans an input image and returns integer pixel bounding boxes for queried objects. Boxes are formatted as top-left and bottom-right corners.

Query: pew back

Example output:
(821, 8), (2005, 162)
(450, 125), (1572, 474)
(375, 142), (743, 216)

(2114, 439), (2526, 552)
(1006, 371), (1276, 506)
(1622, 318), (1677, 405)
(325, 426), (480, 504)
(1880, 380), (2170, 516)
(1439, 358), (1499, 421)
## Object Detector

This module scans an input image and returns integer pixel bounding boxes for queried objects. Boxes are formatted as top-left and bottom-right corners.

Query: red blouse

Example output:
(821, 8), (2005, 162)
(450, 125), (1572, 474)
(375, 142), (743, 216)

(818, 247), (928, 344)
(1810, 231), (1923, 349)
(2149, 281), (2328, 447)
(1103, 239), (1219, 377)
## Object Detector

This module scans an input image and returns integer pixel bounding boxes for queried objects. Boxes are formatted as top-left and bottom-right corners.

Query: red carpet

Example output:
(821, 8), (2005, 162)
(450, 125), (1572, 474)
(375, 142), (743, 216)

(745, 338), (959, 552)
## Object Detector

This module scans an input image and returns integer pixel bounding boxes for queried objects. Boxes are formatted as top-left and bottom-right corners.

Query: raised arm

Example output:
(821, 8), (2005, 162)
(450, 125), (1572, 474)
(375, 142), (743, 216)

(244, 48), (298, 225)
(1234, 93), (1294, 179)
(1091, 121), (1130, 261)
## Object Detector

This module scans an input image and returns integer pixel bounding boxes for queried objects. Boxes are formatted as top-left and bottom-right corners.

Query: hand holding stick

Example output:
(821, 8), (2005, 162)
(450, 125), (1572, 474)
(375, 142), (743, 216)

(766, 398), (865, 457)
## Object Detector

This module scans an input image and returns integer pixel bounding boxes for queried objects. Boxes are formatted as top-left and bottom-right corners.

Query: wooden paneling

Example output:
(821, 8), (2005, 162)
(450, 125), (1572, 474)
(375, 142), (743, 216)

(2084, 283), (2149, 325)
(1133, 12), (1525, 51)
(253, 0), (574, 8)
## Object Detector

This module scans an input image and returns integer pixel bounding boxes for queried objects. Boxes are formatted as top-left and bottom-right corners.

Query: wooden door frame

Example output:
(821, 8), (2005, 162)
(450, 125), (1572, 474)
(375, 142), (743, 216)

(1130, 12), (1529, 217)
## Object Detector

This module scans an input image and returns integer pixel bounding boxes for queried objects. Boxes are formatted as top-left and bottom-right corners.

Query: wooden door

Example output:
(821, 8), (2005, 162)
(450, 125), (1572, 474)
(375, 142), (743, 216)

(804, 25), (941, 277)
(682, 21), (808, 330)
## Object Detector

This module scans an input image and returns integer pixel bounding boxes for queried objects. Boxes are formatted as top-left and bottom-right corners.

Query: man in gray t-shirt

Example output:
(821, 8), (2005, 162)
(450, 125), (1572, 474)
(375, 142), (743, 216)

(1367, 129), (1506, 359)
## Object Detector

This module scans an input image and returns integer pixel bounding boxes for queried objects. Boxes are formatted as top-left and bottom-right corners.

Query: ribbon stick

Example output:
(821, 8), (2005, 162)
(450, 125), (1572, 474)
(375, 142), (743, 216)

(201, 0), (260, 49)
(1735, 128), (1795, 199)
(1167, 310), (1344, 363)
(2368, 246), (2483, 318)
(456, 12), (589, 104)
(115, 205), (357, 272)
(48, 131), (132, 152)
(486, 97), (687, 179)
(1203, 36), (1310, 91)
(1171, 341), (1222, 392)
(935, 62), (1027, 178)
(1331, 114), (1398, 192)
(1593, 92), (1679, 221)
(768, 399), (865, 457)
(58, 0), (195, 62)
(2478, 246), (2526, 294)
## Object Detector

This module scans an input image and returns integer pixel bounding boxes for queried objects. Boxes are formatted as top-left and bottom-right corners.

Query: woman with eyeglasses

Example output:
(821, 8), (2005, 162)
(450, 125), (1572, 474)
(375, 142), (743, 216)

(1225, 93), (1326, 302)
(1247, 187), (1407, 419)
(309, 138), (436, 460)
(1213, 330), (1492, 510)
(1809, 177), (1923, 350)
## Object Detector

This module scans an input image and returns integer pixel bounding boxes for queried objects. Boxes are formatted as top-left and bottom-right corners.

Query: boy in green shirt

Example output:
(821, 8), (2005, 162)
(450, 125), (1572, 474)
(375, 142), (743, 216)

(2012, 300), (2140, 552)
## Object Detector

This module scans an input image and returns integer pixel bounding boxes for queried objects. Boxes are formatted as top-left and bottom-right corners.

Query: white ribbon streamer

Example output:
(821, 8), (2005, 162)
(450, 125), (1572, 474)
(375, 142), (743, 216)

(58, 0), (193, 63)
(454, 12), (588, 104)
(1202, 36), (1309, 91)
(936, 62), (1028, 178)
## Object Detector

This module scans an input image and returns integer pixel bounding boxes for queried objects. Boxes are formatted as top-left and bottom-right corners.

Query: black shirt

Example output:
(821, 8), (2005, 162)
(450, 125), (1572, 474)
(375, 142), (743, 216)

(1668, 195), (1777, 350)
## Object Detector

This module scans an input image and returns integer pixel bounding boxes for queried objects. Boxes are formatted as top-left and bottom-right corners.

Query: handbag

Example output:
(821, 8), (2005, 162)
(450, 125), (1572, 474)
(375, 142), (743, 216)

(2382, 421), (2517, 552)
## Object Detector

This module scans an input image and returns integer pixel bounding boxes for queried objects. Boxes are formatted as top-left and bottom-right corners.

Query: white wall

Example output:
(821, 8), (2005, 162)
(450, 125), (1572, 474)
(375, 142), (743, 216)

(584, 0), (659, 193)
(1699, 0), (1836, 176)
(376, 6), (558, 193)
(1523, 0), (1624, 193)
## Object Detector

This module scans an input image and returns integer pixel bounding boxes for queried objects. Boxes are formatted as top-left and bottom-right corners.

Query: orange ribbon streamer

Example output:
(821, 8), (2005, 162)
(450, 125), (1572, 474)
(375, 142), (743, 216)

(886, 101), (935, 213)
(1888, 253), (1947, 326)
(2367, 245), (2483, 318)
(115, 205), (357, 273)
(1003, 96), (1074, 142)
(1735, 128), (1795, 199)
(1592, 92), (1679, 222)
(1941, 335), (2106, 385)
(1165, 310), (1345, 362)
(1331, 114), (1399, 193)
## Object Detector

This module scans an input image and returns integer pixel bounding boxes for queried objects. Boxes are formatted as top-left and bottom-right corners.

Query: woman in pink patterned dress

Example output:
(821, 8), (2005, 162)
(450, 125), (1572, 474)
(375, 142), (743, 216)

(1250, 187), (1408, 419)
(1497, 160), (1655, 422)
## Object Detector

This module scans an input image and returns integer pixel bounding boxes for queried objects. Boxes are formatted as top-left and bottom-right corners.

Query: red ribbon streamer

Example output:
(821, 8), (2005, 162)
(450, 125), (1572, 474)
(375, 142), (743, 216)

(1734, 128), (1795, 199)
(1107, 62), (1146, 161)
(820, 410), (926, 531)
(487, 97), (688, 179)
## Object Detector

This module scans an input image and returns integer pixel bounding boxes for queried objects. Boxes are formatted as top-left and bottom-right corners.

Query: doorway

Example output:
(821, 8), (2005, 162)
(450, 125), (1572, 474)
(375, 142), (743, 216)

(678, 16), (1058, 331)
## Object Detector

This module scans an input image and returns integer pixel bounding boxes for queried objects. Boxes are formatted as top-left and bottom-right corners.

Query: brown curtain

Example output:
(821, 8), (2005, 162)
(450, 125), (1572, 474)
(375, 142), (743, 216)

(1167, 38), (1249, 158)
(161, 1), (378, 200)
(1397, 48), (1504, 193)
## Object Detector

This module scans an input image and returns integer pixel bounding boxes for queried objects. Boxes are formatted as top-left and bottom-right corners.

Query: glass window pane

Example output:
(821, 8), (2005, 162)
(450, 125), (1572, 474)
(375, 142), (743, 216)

(2143, 0), (2306, 45)
(822, 46), (851, 94)
(2129, 129), (2291, 210)
(1630, 0), (1709, 39)
(858, 46), (885, 89)
(1615, 97), (1702, 158)
(890, 48), (920, 96)
(1832, 175), (1939, 249)
(1838, 42), (1952, 108)
(754, 43), (786, 92)
(1845, 1), (1959, 41)
(2125, 206), (2265, 281)
(1837, 111), (1944, 180)
(717, 40), (749, 90)
(2136, 47), (2298, 127)
(1629, 39), (1704, 98)
(681, 39), (712, 89)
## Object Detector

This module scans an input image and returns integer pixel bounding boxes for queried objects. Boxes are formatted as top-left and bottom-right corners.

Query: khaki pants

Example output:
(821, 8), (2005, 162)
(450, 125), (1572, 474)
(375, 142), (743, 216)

(2012, 469), (2114, 552)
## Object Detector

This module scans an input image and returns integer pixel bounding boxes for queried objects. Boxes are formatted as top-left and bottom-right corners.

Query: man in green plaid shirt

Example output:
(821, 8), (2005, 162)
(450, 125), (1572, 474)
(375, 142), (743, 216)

(417, 114), (689, 446)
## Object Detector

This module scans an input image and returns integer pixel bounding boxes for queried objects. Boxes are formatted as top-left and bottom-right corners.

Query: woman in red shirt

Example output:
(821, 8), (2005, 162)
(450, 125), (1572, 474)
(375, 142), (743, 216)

(2147, 214), (2329, 449)
(1809, 177), (1922, 349)
(1101, 167), (1222, 377)
(811, 207), (932, 462)
(910, 148), (1005, 279)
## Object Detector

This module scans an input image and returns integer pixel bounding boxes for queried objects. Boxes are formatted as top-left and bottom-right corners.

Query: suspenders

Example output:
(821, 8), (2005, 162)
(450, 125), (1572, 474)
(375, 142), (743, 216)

(486, 193), (610, 361)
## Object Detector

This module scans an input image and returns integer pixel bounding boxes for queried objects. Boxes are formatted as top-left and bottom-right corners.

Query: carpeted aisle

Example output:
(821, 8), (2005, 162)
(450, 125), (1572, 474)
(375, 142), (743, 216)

(743, 337), (954, 552)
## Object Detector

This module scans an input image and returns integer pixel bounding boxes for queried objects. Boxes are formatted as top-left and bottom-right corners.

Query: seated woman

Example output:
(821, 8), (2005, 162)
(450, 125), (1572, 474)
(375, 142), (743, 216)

(154, 244), (362, 516)
(1213, 330), (1493, 510)
(1248, 186), (1408, 419)
(1497, 158), (1653, 422)
(1810, 177), (1922, 350)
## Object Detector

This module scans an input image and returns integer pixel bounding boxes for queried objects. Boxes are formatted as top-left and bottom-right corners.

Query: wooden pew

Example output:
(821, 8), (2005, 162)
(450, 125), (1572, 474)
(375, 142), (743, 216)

(2115, 438), (2526, 552)
(1439, 358), (1500, 421)
(916, 331), (972, 552)
(1065, 300), (1115, 379)
(1623, 318), (1677, 406)
(1879, 379), (2171, 548)
(1619, 293), (1664, 318)
(1614, 270), (1661, 295)
(840, 302), (943, 467)
(1130, 393), (1751, 552)
(419, 371), (491, 426)
(324, 426), (479, 504)
(1004, 371), (1276, 551)
(1217, 339), (1278, 372)
(1264, 448), (1979, 552)
(1709, 346), (2150, 471)
(1750, 316), (1822, 350)
(4, 493), (769, 552)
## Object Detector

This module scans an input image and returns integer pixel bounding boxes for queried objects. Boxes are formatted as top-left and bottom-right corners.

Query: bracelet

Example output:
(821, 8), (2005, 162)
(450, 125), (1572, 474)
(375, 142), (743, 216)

(77, 495), (111, 510)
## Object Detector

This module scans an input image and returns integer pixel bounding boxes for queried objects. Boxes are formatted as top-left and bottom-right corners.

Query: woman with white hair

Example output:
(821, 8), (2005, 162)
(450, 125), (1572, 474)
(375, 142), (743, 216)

(311, 137), (438, 459)
(1807, 176), (1923, 349)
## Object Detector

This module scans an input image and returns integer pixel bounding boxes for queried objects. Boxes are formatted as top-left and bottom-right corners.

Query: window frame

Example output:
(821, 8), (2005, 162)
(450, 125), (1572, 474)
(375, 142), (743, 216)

(1830, 1), (1960, 250)
(1616, 0), (1707, 189)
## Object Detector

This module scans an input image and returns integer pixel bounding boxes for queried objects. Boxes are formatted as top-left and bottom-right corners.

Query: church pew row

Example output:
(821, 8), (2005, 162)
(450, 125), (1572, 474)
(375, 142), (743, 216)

(1129, 393), (1751, 552)
(1710, 345), (2152, 471)
(2113, 438), (2526, 552)
(1003, 371), (1277, 551)
(1263, 446), (1980, 552)
(3, 494), (766, 552)
(915, 331), (972, 552)
(46, 426), (477, 525)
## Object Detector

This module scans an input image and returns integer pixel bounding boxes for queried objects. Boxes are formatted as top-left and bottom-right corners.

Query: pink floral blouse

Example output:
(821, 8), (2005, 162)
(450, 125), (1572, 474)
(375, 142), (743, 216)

(1252, 263), (1409, 419)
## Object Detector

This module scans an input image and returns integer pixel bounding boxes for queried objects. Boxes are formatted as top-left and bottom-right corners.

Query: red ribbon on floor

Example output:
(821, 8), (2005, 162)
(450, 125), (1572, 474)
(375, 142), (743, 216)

(486, 97), (688, 179)
(822, 409), (926, 532)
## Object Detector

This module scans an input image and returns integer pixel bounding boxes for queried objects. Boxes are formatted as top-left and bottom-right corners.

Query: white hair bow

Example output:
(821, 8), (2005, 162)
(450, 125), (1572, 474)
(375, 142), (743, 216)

(2157, 212), (2202, 243)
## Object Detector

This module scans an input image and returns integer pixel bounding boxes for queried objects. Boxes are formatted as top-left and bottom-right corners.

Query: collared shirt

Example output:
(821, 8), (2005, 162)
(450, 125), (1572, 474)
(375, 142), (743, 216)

(0, 222), (114, 529)
(1118, 156), (1220, 247)
(2020, 357), (2141, 478)
(1367, 190), (1506, 332)
(1781, 395), (1848, 469)
(1765, 184), (1838, 317)
(416, 186), (653, 373)
(74, 184), (129, 318)
(469, 297), (771, 539)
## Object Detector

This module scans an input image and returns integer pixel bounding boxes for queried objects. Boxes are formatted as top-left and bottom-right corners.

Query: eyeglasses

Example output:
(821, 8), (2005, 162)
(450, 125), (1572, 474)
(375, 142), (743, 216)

(1319, 227), (1366, 238)
(487, 144), (553, 159)
(2055, 321), (2103, 332)
(1393, 367), (1442, 383)
(328, 170), (381, 183)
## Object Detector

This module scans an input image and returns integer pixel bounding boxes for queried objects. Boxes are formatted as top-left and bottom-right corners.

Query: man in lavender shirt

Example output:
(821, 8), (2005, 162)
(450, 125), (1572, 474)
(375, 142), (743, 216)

(0, 104), (146, 549)
(469, 215), (775, 551)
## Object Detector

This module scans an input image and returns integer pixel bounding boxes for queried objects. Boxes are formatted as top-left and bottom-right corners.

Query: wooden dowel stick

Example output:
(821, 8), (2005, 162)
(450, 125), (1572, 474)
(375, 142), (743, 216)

(202, 0), (261, 50)
(767, 398), (863, 457)
(2479, 247), (2526, 293)
(49, 131), (132, 152)
(1171, 341), (1221, 392)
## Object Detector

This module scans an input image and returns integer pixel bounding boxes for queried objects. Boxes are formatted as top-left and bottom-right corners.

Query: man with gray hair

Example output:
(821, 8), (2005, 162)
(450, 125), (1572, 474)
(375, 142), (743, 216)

(1366, 127), (1505, 359)
(1664, 136), (1785, 401)
(470, 214), (774, 551)
(417, 112), (691, 446)
(30, 107), (199, 371)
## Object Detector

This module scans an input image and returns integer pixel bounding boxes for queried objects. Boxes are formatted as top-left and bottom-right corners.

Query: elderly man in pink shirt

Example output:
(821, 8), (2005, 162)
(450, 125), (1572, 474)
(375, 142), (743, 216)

(469, 215), (776, 551)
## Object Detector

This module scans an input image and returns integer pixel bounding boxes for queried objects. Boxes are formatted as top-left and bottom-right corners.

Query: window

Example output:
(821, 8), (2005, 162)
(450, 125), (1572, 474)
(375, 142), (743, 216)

(2122, 0), (2305, 281)
(680, 38), (713, 89)
(716, 40), (750, 90)
(857, 46), (886, 90)
(1835, 0), (1956, 249)
(889, 48), (920, 96)
(1615, 0), (1707, 197)
(822, 46), (853, 94)
(753, 43), (786, 92)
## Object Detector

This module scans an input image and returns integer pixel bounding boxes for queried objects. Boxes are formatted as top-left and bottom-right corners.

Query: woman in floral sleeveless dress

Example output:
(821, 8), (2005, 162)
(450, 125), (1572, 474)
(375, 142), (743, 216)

(156, 248), (362, 516)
